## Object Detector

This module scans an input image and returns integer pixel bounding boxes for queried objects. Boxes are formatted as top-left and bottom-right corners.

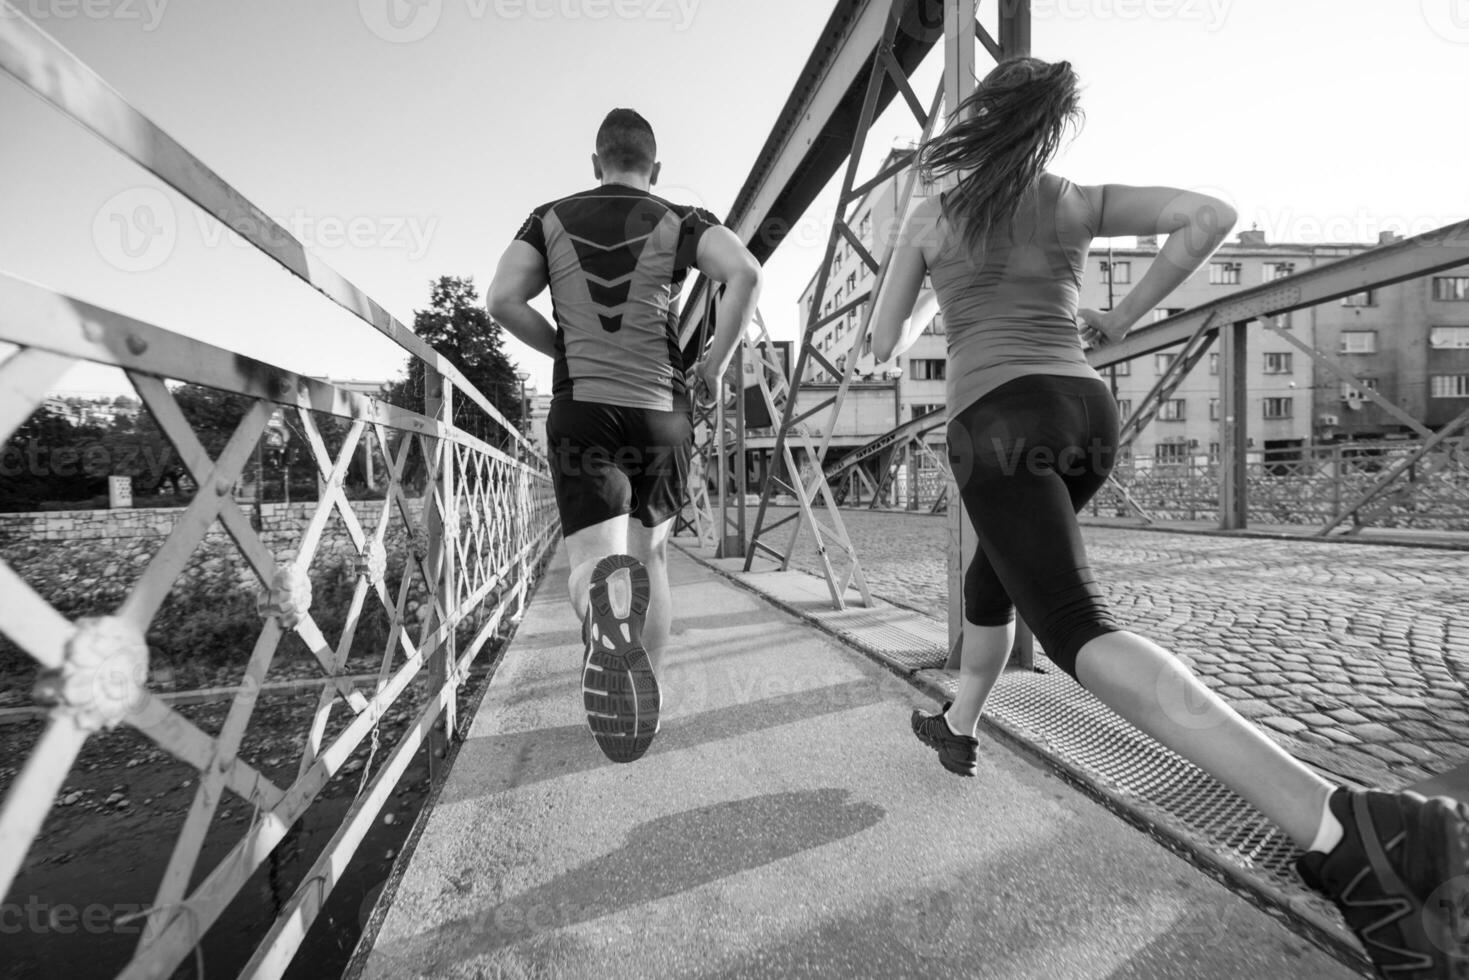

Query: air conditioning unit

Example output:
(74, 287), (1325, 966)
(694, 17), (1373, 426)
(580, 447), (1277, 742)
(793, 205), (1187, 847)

(1318, 414), (1340, 427)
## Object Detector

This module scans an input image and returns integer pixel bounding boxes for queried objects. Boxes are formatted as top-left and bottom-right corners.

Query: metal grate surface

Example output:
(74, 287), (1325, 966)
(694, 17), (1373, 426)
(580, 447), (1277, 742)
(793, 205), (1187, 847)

(830, 611), (947, 670)
(917, 660), (1368, 973)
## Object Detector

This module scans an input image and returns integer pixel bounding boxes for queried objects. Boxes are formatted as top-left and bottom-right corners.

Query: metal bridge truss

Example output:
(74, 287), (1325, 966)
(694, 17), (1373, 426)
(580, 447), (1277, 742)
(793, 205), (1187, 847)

(0, 8), (557, 978)
(1091, 223), (1469, 533)
(823, 411), (949, 512)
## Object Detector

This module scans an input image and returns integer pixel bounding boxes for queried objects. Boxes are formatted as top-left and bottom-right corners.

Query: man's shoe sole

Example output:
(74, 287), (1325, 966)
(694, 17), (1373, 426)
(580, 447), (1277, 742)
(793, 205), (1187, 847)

(582, 555), (658, 764)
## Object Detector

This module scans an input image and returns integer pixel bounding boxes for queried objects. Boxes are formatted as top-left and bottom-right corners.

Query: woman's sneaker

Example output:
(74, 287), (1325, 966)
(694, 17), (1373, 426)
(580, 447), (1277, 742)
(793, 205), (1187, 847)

(581, 555), (659, 764)
(1297, 787), (1469, 979)
(911, 702), (979, 777)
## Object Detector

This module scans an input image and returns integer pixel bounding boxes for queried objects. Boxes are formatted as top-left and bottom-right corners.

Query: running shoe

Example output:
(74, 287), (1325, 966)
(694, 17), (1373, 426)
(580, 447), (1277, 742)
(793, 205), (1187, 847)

(1296, 787), (1469, 979)
(911, 702), (979, 777)
(581, 555), (659, 764)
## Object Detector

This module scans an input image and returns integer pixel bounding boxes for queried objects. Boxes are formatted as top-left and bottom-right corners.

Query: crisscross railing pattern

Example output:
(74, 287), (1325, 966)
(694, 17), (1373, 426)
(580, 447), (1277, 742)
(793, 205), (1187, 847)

(0, 278), (557, 979)
(0, 6), (557, 977)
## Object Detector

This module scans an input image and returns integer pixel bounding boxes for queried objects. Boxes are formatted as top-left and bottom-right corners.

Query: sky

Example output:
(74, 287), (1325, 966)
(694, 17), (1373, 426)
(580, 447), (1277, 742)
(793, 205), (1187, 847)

(2, 0), (1466, 401)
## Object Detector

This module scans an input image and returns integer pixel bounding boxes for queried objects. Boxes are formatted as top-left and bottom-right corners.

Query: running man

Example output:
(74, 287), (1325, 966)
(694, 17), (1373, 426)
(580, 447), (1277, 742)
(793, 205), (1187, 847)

(869, 58), (1467, 978)
(488, 109), (761, 764)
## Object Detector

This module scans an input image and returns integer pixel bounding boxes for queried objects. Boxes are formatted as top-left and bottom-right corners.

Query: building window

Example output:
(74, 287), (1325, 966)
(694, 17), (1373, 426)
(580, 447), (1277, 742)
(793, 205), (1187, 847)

(1151, 307), (1185, 322)
(1263, 352), (1293, 374)
(909, 359), (946, 381)
(1263, 397), (1294, 419)
(862, 336), (872, 356)
(846, 272), (856, 294)
(1341, 378), (1379, 401)
(1339, 331), (1378, 354)
(1208, 442), (1220, 462)
(859, 213), (872, 242)
(912, 404), (944, 418)
(1155, 352), (1178, 373)
(1209, 352), (1219, 375)
(1111, 359), (1131, 376)
(1116, 398), (1132, 418)
(1430, 326), (1469, 349)
(1264, 262), (1295, 281)
(1209, 398), (1219, 420)
(1209, 262), (1242, 285)
(1431, 374), (1469, 398)
(1154, 442), (1190, 463)
(1158, 399), (1186, 421)
(923, 313), (944, 335)
(833, 250), (843, 271)
(1432, 276), (1469, 301)
(1341, 290), (1376, 307)
(1101, 260), (1131, 284)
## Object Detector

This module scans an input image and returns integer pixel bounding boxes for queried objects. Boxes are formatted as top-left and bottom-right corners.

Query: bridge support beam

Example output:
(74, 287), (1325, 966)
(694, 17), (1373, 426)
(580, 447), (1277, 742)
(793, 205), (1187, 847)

(1218, 320), (1250, 530)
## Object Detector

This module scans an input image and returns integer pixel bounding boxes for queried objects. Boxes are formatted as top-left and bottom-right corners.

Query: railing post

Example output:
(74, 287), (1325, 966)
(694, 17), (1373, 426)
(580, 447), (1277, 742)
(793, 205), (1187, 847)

(1219, 320), (1250, 529)
(423, 369), (458, 780)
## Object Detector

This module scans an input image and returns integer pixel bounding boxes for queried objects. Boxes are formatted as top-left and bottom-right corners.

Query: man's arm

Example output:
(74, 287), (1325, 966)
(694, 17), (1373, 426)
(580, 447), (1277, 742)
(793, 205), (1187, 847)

(487, 241), (557, 359)
(693, 226), (762, 394)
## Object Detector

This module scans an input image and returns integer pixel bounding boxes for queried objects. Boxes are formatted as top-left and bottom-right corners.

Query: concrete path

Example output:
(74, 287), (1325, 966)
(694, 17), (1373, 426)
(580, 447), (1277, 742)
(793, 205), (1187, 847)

(360, 546), (1357, 980)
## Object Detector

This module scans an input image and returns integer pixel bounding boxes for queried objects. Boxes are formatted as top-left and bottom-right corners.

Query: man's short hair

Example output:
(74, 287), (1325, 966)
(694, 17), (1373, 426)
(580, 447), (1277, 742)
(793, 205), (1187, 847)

(595, 109), (657, 175)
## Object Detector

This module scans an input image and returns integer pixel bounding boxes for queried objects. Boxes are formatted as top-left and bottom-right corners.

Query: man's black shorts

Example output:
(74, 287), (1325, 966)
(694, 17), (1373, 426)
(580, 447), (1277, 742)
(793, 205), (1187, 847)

(545, 400), (694, 537)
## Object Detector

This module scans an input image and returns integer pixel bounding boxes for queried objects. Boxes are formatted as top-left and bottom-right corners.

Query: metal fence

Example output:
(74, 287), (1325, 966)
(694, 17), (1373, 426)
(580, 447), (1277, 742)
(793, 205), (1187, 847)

(1091, 438), (1469, 530)
(0, 6), (558, 978)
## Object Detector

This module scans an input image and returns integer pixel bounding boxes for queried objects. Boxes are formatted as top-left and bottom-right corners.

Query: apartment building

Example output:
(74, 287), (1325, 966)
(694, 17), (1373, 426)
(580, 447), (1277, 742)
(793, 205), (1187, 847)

(790, 156), (1468, 470)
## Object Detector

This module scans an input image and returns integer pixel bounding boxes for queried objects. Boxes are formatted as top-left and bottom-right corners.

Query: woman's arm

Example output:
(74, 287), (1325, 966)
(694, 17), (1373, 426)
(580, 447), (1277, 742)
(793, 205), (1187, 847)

(870, 198), (941, 363)
(1079, 184), (1237, 346)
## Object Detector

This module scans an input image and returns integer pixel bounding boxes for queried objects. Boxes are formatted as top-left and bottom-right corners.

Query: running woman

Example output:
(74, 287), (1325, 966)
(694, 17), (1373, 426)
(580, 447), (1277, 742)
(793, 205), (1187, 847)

(489, 109), (760, 763)
(869, 57), (1467, 979)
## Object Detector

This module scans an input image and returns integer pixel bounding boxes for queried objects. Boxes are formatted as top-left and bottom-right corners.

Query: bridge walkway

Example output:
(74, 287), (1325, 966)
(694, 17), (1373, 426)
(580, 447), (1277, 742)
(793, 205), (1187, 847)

(356, 544), (1358, 979)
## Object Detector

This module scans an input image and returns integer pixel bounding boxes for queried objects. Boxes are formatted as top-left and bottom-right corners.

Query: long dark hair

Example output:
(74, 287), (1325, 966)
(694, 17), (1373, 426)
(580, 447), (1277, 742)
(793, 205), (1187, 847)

(920, 57), (1082, 254)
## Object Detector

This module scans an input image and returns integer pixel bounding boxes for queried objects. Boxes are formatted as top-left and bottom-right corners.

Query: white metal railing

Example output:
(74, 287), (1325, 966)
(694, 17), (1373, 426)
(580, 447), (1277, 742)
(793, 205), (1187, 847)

(0, 5), (558, 978)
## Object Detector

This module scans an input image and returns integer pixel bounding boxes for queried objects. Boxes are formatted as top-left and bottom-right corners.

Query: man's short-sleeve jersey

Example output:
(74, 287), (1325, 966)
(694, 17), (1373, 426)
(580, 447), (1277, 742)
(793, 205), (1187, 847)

(513, 185), (721, 412)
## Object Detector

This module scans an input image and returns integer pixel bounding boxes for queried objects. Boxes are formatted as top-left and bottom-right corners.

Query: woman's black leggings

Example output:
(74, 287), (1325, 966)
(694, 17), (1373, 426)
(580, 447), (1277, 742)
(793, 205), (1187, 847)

(946, 374), (1122, 679)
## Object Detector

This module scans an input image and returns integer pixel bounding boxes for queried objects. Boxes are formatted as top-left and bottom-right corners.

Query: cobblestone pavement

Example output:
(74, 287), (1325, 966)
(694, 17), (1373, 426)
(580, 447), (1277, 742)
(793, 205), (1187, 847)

(763, 507), (1469, 790)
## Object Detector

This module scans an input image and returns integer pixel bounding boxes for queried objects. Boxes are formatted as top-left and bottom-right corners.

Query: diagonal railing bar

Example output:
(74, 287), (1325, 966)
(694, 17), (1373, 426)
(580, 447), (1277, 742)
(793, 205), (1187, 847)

(0, 713), (91, 898)
(238, 520), (553, 980)
(0, 5), (532, 454)
(0, 347), (76, 444)
(116, 399), (274, 629)
(125, 373), (279, 583)
(1262, 320), (1443, 444)
(0, 275), (538, 474)
(1, 289), (554, 979)
(145, 616), (286, 946)
(1319, 406), (1469, 537)
(0, 562), (74, 671)
(119, 488), (554, 979)
(291, 414), (369, 575)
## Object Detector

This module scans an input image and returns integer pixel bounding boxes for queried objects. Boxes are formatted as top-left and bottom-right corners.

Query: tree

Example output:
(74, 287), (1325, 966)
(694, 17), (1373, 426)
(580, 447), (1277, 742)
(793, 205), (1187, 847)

(383, 276), (525, 448)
